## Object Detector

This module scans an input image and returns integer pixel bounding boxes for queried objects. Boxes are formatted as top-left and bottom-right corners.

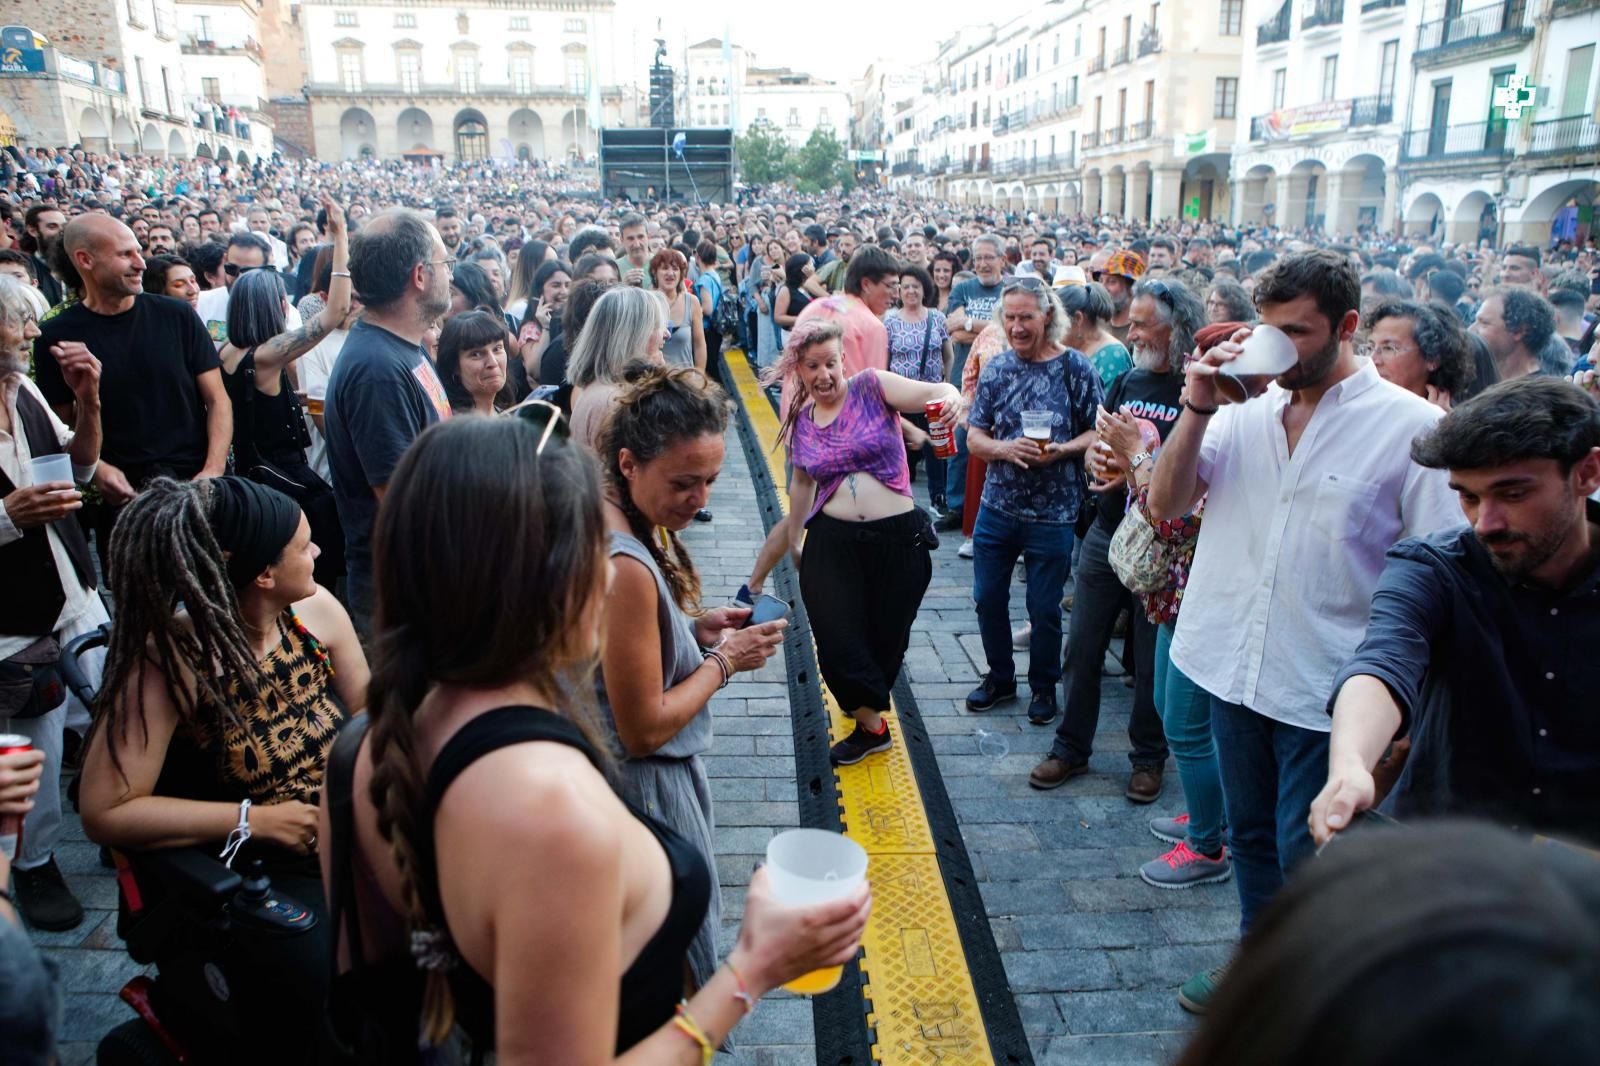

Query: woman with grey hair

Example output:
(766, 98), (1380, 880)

(218, 193), (351, 586)
(566, 285), (668, 450)
(1361, 298), (1477, 411)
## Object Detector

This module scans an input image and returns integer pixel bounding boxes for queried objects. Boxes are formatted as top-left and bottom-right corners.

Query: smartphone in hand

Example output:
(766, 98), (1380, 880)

(741, 594), (792, 628)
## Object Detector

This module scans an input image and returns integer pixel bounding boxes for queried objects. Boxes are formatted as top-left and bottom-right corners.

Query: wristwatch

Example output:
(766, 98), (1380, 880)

(1129, 451), (1152, 472)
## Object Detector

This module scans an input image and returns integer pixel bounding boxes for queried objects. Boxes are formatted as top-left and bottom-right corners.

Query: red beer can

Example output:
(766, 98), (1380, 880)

(0, 734), (31, 862)
(926, 401), (957, 459)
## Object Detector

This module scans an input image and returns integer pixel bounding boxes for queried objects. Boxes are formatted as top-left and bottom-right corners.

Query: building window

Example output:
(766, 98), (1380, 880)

(564, 18), (585, 32)
(819, 107), (830, 125)
(394, 13), (415, 28)
(1272, 68), (1286, 109)
(510, 16), (529, 30)
(510, 53), (532, 94)
(135, 56), (150, 105)
(1053, 34), (1060, 64)
(457, 54), (477, 93)
(1144, 79), (1155, 120)
(1378, 40), (1399, 105)
(1219, 0), (1243, 36)
(788, 108), (800, 126)
(334, 11), (356, 27)
(126, 0), (147, 27)
(1074, 26), (1082, 56)
(1069, 75), (1079, 106)
(202, 76), (220, 102)
(457, 14), (469, 32)
(1320, 56), (1338, 102)
(339, 51), (362, 92)
(195, 14), (212, 40)
(565, 54), (587, 92)
(1214, 76), (1238, 119)
(398, 51), (421, 93)
(162, 66), (174, 112)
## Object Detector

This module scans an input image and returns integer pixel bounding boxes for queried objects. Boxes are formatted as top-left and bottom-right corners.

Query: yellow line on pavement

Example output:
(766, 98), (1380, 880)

(725, 353), (996, 1065)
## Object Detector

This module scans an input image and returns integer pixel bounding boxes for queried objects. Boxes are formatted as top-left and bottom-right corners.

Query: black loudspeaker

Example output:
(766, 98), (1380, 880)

(600, 128), (734, 204)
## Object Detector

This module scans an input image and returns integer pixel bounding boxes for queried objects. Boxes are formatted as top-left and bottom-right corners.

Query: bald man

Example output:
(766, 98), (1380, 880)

(36, 216), (229, 554)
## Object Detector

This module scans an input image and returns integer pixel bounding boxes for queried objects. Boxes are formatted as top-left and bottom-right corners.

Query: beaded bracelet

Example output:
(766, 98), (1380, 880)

(672, 1002), (714, 1066)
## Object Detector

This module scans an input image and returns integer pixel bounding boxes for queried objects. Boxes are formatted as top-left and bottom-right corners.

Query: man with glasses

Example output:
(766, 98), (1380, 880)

(324, 209), (455, 639)
(939, 233), (1009, 538)
(195, 232), (298, 347)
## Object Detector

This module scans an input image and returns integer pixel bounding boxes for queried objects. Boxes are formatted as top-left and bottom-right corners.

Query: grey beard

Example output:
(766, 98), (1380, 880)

(1132, 345), (1170, 372)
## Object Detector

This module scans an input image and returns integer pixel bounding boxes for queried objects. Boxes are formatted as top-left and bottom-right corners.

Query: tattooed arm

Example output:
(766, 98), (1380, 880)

(252, 193), (350, 378)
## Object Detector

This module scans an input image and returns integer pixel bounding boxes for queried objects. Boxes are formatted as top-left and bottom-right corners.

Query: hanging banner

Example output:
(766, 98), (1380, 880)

(1258, 99), (1353, 140)
(1173, 129), (1215, 156)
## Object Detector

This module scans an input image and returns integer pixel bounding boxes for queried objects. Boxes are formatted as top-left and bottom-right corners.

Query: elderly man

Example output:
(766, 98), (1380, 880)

(1033, 277), (1205, 811)
(940, 233), (1010, 536)
(965, 280), (1102, 721)
(0, 276), (107, 930)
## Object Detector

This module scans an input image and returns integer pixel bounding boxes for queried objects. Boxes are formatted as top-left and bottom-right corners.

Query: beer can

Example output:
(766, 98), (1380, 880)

(926, 401), (957, 459)
(0, 734), (31, 862)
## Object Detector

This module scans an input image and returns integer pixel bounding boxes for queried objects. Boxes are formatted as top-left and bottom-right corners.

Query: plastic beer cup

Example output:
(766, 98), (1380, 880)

(765, 829), (868, 995)
(1021, 410), (1052, 455)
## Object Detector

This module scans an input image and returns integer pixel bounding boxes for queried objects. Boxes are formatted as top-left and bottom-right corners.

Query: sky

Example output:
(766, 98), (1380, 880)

(606, 5), (955, 88)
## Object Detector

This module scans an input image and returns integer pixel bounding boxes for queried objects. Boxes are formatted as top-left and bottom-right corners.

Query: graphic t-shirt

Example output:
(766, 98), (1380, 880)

(969, 348), (1104, 525)
(1094, 367), (1185, 533)
(946, 278), (1004, 379)
(324, 320), (450, 569)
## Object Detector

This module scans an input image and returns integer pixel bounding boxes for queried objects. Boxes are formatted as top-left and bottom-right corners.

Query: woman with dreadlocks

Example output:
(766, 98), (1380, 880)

(78, 476), (367, 1058)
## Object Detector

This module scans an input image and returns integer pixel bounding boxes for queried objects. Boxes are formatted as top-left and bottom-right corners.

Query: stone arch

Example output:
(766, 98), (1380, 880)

(508, 108), (545, 160)
(142, 123), (164, 155)
(1287, 158), (1329, 230)
(235, 151), (250, 167)
(1512, 178), (1600, 247)
(168, 129), (187, 158)
(216, 146), (232, 163)
(1040, 182), (1059, 215)
(397, 107), (435, 152)
(1241, 163), (1277, 225)
(1084, 168), (1104, 217)
(78, 107), (109, 152)
(454, 108), (490, 161)
(1404, 192), (1444, 238)
(1025, 185), (1041, 209)
(1450, 190), (1496, 246)
(1180, 154), (1228, 223)
(559, 108), (588, 157)
(1330, 153), (1386, 235)
(112, 115), (138, 153)
(194, 141), (214, 158)
(1105, 165), (1127, 217)
(340, 107), (377, 160)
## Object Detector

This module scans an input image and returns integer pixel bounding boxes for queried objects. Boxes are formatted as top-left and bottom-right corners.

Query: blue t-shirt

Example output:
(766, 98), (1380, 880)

(324, 320), (452, 569)
(969, 348), (1104, 525)
(946, 278), (1004, 373)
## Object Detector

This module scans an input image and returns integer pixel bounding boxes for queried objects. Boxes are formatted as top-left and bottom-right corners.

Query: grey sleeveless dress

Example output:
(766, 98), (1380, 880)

(660, 293), (697, 368)
(594, 530), (720, 989)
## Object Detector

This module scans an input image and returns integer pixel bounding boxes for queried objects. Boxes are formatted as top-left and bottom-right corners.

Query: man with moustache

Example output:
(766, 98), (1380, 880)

(1147, 249), (1462, 1014)
(21, 206), (66, 308)
(145, 222), (179, 256)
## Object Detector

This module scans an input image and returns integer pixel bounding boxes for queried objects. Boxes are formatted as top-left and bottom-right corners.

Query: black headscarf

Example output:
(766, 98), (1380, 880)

(206, 476), (301, 590)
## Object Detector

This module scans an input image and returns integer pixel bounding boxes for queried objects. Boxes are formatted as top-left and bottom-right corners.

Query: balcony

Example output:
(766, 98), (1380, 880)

(305, 80), (585, 100)
(1082, 130), (1100, 149)
(1525, 115), (1600, 157)
(1350, 95), (1394, 126)
(1029, 151), (1076, 174)
(1138, 28), (1162, 57)
(1126, 119), (1155, 141)
(1414, 2), (1533, 62)
(1361, 0), (1405, 11)
(182, 34), (264, 60)
(0, 45), (126, 95)
(1105, 125), (1125, 145)
(1249, 94), (1395, 140)
(992, 113), (1010, 134)
(1112, 44), (1130, 66)
(1400, 120), (1519, 162)
(1258, 3), (1292, 45)
(1302, 0), (1344, 28)
(890, 159), (923, 176)
(1088, 54), (1106, 74)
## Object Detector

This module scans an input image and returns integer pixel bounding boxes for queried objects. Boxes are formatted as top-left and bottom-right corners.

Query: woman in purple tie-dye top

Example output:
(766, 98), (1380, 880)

(747, 321), (964, 767)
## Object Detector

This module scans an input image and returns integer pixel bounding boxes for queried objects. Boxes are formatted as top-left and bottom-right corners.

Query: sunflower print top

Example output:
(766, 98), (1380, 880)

(186, 610), (345, 807)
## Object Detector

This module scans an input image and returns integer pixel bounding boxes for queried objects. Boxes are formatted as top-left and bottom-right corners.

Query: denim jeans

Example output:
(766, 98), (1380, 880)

(946, 426), (970, 517)
(1156, 623), (1225, 856)
(972, 505), (1074, 694)
(1052, 520), (1168, 768)
(1210, 696), (1330, 934)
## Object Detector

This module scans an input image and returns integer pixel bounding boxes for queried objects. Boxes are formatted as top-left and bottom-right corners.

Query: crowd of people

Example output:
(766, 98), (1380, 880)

(1, 141), (1598, 1064)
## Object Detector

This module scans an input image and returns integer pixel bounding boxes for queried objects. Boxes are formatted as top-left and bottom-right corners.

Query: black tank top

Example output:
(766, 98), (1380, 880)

(426, 706), (711, 1054)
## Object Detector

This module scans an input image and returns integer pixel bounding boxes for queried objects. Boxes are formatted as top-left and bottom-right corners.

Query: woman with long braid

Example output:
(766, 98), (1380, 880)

(79, 476), (367, 1062)
(323, 414), (867, 1062)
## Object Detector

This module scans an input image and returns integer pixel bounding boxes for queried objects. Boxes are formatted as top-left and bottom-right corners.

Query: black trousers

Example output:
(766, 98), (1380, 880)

(800, 511), (932, 713)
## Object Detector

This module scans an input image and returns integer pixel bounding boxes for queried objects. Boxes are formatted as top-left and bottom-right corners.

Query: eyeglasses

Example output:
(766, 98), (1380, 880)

(223, 263), (266, 277)
(429, 256), (457, 269)
(509, 398), (569, 453)
(1357, 341), (1418, 360)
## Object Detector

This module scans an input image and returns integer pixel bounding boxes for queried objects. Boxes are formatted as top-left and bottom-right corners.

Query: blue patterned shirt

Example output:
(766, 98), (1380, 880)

(969, 347), (1104, 525)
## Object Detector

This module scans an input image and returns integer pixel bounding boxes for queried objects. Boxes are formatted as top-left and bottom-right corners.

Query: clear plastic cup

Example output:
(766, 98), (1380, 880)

(765, 828), (868, 994)
(1021, 410), (1053, 454)
(28, 453), (74, 489)
(1216, 323), (1299, 404)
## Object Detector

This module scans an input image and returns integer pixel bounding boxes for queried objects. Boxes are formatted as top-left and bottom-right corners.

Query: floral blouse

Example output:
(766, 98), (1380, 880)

(1129, 483), (1205, 626)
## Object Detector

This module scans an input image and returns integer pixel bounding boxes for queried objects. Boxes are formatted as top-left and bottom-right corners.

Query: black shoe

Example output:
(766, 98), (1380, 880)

(12, 857), (84, 931)
(830, 722), (893, 766)
(694, 508), (713, 522)
(965, 676), (1018, 712)
(1027, 691), (1059, 726)
(935, 509), (964, 532)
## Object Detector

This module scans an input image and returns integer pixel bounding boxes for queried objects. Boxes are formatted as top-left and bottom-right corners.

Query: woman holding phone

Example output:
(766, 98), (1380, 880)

(747, 321), (962, 766)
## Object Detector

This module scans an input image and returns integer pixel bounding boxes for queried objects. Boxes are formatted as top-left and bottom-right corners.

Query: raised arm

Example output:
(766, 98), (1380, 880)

(251, 195), (350, 378)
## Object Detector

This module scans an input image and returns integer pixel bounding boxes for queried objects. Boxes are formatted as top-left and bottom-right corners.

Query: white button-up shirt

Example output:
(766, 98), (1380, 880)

(1169, 362), (1463, 732)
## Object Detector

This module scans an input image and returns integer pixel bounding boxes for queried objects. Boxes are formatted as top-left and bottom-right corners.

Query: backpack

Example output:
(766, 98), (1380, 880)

(705, 272), (740, 336)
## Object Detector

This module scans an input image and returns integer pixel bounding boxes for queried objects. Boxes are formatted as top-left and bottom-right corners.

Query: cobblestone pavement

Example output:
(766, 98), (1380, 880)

(28, 420), (1236, 1065)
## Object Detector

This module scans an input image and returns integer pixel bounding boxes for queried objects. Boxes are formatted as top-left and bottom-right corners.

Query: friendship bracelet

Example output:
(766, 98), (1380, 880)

(702, 648), (732, 689)
(725, 958), (756, 1015)
(672, 1002), (715, 1066)
(1184, 399), (1220, 417)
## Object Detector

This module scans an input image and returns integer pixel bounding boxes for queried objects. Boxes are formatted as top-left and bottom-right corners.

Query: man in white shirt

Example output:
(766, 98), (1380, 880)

(1015, 236), (1061, 284)
(246, 205), (290, 271)
(195, 231), (301, 346)
(1148, 250), (1461, 1014)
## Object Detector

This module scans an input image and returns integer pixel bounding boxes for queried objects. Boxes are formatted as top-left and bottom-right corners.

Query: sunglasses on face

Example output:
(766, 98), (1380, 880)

(509, 398), (569, 453)
(1002, 276), (1047, 294)
(1140, 279), (1175, 308)
(224, 263), (266, 277)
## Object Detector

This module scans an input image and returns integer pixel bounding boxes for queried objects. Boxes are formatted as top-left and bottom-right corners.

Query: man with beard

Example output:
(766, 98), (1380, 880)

(1032, 278), (1201, 805)
(324, 209), (454, 638)
(21, 206), (65, 308)
(145, 222), (178, 256)
(1472, 287), (1558, 381)
(435, 205), (465, 256)
(1147, 249), (1461, 1014)
(1310, 376), (1600, 850)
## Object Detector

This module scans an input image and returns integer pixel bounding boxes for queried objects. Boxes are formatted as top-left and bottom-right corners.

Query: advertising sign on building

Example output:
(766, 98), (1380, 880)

(1258, 99), (1353, 140)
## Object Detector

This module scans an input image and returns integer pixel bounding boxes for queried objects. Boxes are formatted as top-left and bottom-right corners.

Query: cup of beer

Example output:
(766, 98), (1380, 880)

(305, 384), (327, 417)
(1216, 323), (1299, 404)
(765, 828), (868, 995)
(1021, 410), (1053, 455)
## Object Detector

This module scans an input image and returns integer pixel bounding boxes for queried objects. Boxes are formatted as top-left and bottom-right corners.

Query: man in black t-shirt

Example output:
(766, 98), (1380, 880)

(35, 216), (229, 552)
(1036, 278), (1204, 804)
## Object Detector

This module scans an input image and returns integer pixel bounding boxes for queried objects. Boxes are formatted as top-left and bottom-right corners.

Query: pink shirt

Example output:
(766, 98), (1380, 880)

(780, 293), (888, 418)
(791, 370), (911, 525)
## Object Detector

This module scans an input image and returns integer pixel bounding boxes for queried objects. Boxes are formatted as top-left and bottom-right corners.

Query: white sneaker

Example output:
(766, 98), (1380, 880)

(958, 538), (974, 559)
(1012, 623), (1032, 650)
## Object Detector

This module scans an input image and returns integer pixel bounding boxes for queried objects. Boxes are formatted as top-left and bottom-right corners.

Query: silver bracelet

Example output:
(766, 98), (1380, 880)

(330, 270), (351, 278)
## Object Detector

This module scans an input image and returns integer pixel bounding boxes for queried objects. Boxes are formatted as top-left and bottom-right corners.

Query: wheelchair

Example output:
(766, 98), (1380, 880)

(60, 626), (331, 1066)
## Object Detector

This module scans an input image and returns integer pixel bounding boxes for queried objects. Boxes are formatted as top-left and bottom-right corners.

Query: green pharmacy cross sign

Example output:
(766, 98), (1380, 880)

(1492, 75), (1535, 119)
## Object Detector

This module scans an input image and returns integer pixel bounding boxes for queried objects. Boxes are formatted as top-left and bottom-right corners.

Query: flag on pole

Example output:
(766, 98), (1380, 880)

(1173, 129), (1215, 156)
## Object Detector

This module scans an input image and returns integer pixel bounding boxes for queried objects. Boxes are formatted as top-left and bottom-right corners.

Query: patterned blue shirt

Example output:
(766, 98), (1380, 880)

(969, 348), (1104, 525)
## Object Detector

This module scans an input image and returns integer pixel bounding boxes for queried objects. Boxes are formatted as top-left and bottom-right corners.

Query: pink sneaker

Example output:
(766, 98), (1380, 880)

(1140, 840), (1233, 889)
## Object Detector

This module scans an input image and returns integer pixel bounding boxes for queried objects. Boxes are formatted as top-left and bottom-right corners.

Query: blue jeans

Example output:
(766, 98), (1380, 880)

(1155, 624), (1225, 856)
(946, 426), (970, 516)
(972, 505), (1074, 694)
(1210, 696), (1330, 935)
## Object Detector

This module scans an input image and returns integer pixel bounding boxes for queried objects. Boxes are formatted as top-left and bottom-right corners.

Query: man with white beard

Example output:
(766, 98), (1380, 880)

(1031, 277), (1204, 806)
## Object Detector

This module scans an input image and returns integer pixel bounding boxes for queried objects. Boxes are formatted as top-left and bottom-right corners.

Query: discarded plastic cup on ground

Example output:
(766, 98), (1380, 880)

(28, 453), (74, 489)
(765, 828), (868, 995)
(976, 729), (1010, 759)
(1216, 323), (1299, 404)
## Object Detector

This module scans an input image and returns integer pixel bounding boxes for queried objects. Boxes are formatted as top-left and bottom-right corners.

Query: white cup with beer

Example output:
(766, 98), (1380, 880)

(1020, 410), (1053, 457)
(765, 828), (869, 995)
(1216, 323), (1299, 404)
